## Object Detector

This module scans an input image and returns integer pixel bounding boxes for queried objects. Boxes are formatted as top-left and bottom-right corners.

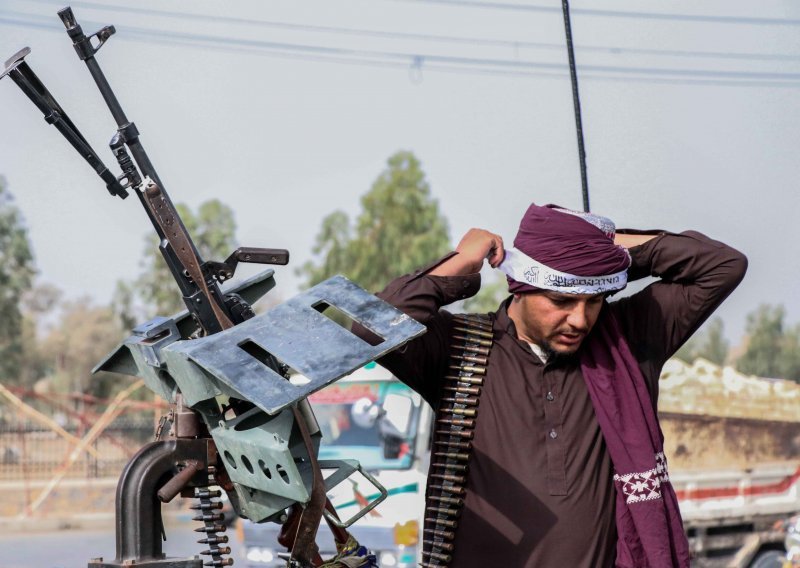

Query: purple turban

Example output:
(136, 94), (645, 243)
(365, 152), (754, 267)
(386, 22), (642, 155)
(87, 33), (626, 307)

(499, 203), (631, 295)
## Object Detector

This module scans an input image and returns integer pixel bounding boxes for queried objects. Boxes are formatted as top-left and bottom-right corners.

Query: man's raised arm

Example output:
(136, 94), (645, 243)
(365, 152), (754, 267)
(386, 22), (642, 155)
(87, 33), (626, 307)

(429, 228), (505, 277)
(611, 229), (747, 377)
(361, 230), (495, 403)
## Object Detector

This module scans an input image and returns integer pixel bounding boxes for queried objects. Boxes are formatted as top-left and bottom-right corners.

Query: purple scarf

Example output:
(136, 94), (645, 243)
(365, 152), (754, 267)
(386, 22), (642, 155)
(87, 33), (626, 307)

(581, 310), (690, 568)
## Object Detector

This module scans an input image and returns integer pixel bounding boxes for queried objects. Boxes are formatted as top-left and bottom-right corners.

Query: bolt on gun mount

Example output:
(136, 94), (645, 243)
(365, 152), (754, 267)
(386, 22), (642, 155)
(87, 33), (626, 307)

(0, 7), (425, 568)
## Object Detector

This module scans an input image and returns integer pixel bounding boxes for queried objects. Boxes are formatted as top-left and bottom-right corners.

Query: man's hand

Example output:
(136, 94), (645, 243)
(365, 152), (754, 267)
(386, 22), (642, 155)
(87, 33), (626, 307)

(430, 229), (505, 277)
(614, 233), (658, 249)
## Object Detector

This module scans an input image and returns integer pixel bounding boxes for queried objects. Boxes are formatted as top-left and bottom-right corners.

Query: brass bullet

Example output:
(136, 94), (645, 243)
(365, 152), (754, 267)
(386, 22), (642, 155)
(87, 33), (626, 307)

(428, 483), (465, 496)
(431, 462), (468, 472)
(434, 439), (472, 450)
(425, 517), (458, 529)
(442, 385), (481, 396)
(448, 364), (486, 375)
(453, 325), (493, 340)
(444, 374), (483, 385)
(453, 313), (491, 326)
(430, 540), (455, 552)
(192, 513), (224, 523)
(452, 313), (492, 325)
(452, 343), (491, 356)
(194, 524), (226, 533)
(439, 406), (477, 417)
(200, 546), (232, 556)
(452, 334), (493, 348)
(453, 322), (493, 339)
(435, 429), (473, 439)
(203, 559), (233, 567)
(426, 504), (459, 518)
(437, 417), (475, 428)
(434, 451), (470, 461)
(197, 535), (229, 545)
(441, 396), (479, 407)
(425, 516), (458, 528)
(191, 501), (223, 511)
(450, 353), (488, 366)
(430, 494), (464, 507)
(430, 473), (466, 484)
(422, 550), (452, 563)
(453, 324), (492, 337)
(424, 527), (456, 540)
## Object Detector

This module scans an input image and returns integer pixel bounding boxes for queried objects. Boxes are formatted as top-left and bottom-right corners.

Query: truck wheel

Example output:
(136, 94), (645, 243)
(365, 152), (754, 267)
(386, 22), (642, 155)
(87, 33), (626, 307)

(749, 549), (785, 568)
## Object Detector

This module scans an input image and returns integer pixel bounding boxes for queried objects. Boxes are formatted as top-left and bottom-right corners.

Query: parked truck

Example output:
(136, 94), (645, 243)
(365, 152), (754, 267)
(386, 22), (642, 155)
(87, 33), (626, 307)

(658, 358), (800, 567)
(238, 358), (800, 567)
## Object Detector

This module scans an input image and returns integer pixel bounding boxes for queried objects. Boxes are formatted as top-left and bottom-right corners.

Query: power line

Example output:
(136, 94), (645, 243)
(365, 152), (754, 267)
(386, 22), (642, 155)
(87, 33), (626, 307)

(19, 0), (800, 64)
(2, 11), (799, 89)
(390, 0), (800, 26)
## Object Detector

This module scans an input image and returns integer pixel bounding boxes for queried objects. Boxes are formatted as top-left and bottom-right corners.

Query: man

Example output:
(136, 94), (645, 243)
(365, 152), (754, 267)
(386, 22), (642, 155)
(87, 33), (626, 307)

(371, 203), (747, 567)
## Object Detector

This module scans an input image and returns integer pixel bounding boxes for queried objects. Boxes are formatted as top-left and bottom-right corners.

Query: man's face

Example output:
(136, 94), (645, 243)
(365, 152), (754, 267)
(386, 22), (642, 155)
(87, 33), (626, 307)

(508, 291), (605, 355)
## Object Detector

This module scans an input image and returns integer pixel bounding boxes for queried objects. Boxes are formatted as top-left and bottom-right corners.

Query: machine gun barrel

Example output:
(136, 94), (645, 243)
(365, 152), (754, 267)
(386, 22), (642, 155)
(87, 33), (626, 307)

(58, 7), (163, 190)
(0, 48), (128, 199)
(55, 7), (237, 335)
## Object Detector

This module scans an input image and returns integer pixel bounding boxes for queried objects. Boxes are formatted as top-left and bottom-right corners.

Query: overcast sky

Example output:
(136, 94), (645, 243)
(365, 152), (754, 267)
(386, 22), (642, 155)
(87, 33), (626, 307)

(0, 0), (798, 346)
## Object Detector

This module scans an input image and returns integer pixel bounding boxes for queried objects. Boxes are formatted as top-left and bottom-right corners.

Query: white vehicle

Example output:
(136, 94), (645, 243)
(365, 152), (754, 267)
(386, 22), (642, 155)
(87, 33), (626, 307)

(238, 363), (431, 567)
(673, 463), (800, 567)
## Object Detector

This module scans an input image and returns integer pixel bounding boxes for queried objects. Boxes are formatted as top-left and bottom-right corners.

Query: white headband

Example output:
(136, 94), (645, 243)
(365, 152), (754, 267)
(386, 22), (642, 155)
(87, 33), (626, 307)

(498, 247), (629, 295)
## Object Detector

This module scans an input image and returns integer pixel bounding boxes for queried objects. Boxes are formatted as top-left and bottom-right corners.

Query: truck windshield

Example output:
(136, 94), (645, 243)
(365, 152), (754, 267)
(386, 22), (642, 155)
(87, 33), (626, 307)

(309, 380), (417, 471)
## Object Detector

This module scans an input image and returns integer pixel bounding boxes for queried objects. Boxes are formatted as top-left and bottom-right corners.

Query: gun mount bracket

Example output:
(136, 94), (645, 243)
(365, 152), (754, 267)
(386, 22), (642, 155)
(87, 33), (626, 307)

(318, 459), (388, 528)
(164, 275), (426, 414)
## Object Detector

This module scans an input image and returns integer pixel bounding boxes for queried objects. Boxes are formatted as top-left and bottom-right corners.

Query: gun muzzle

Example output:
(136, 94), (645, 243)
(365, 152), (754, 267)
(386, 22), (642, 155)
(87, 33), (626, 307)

(58, 7), (116, 61)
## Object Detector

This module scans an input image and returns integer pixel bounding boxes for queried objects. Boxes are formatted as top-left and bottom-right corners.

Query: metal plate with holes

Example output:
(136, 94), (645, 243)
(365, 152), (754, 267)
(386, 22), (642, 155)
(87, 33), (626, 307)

(164, 275), (425, 414)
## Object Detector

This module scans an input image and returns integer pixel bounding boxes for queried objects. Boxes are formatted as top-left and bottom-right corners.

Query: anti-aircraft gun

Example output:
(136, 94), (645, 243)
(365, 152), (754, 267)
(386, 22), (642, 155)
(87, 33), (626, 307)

(0, 7), (425, 568)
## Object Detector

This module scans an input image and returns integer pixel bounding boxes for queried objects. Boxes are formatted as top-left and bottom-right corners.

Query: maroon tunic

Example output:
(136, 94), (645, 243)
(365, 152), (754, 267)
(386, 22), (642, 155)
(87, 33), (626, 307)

(374, 231), (747, 567)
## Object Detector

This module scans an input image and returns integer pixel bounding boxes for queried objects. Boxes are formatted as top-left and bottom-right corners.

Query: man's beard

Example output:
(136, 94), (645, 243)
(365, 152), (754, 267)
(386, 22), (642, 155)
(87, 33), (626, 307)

(539, 338), (582, 363)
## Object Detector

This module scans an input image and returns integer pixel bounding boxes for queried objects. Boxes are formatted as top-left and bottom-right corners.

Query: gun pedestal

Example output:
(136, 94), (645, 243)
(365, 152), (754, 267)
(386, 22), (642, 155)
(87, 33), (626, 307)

(88, 438), (212, 568)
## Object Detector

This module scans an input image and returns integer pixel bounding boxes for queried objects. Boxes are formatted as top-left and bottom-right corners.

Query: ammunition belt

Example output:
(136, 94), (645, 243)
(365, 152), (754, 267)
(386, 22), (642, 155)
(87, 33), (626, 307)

(421, 313), (493, 568)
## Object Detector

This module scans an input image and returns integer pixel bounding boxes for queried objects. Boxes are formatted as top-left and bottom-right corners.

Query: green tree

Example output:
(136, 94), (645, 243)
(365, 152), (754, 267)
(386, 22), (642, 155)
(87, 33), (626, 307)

(736, 304), (786, 378)
(780, 324), (800, 382)
(116, 199), (238, 320)
(674, 317), (730, 366)
(298, 151), (451, 292)
(40, 298), (125, 398)
(17, 283), (63, 388)
(0, 177), (36, 382)
(673, 336), (698, 364)
(112, 279), (138, 332)
(703, 318), (731, 366)
(462, 272), (509, 314)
